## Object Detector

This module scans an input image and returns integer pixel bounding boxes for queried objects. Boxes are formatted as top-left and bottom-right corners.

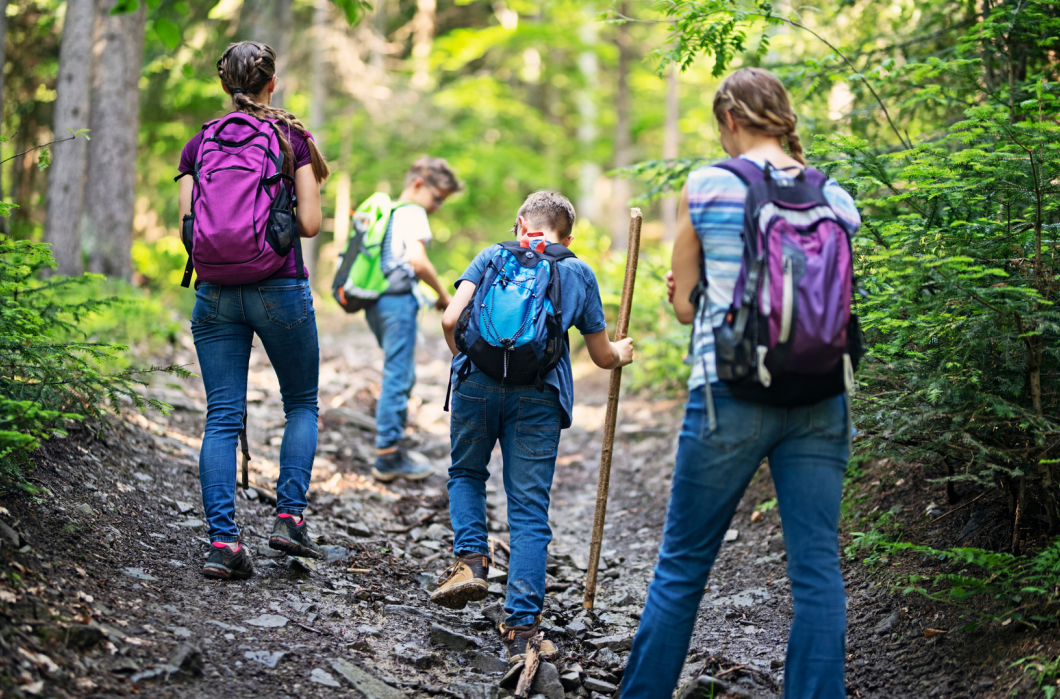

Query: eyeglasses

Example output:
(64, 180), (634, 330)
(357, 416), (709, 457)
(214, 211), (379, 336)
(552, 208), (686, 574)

(428, 187), (447, 208)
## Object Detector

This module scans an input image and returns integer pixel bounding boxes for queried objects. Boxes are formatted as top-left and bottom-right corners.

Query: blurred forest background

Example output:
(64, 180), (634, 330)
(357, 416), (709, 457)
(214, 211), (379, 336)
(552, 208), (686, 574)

(0, 0), (959, 297)
(6, 0), (1060, 559)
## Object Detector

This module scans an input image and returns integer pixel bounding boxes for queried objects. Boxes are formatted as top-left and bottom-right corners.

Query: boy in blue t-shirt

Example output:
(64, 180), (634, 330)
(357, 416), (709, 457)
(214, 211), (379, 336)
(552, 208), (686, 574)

(435, 191), (634, 664)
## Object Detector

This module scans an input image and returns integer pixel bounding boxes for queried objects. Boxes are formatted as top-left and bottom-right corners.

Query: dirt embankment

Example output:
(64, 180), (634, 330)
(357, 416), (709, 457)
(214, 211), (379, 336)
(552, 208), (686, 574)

(0, 312), (1051, 698)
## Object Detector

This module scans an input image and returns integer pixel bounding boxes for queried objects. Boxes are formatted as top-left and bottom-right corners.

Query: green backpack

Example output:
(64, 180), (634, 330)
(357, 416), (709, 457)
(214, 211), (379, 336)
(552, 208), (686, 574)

(331, 193), (414, 313)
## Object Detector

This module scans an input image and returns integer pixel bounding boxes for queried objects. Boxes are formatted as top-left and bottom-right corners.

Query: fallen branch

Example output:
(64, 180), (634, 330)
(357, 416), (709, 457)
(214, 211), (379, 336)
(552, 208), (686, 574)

(292, 620), (330, 636)
(715, 664), (745, 678)
(931, 490), (992, 523)
(514, 635), (542, 698)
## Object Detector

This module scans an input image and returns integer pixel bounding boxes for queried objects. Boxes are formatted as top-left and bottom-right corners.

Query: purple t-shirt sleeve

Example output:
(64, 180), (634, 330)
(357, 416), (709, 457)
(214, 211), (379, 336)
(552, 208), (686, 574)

(178, 131), (202, 174)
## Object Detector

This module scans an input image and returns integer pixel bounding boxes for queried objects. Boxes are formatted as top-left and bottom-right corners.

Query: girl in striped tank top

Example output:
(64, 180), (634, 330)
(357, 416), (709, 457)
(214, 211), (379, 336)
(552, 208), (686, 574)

(621, 68), (860, 699)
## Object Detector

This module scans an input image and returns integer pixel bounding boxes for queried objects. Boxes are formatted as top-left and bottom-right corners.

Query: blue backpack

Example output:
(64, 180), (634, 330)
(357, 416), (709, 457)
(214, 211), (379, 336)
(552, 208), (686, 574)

(453, 241), (576, 390)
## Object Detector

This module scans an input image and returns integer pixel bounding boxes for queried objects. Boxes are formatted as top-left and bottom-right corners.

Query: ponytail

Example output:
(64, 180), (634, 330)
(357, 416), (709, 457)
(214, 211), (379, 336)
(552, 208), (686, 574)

(217, 42), (330, 183)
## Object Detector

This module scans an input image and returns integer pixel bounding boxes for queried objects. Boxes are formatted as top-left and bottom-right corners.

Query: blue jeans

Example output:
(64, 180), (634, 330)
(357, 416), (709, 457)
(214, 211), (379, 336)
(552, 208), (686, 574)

(190, 278), (319, 543)
(447, 372), (562, 627)
(365, 293), (419, 449)
(621, 384), (850, 699)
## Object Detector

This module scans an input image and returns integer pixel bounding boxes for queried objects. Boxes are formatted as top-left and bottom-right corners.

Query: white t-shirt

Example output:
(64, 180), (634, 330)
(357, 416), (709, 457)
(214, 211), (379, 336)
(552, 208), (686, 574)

(381, 203), (432, 280)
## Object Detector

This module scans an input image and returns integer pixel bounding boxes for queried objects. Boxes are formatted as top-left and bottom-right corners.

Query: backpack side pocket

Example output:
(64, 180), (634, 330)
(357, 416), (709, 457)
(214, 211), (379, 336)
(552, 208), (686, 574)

(264, 182), (297, 257)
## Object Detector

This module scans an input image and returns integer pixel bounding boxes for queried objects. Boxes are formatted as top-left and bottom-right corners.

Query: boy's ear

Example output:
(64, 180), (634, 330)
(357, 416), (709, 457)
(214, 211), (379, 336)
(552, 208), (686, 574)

(563, 233), (574, 247)
(516, 215), (528, 236)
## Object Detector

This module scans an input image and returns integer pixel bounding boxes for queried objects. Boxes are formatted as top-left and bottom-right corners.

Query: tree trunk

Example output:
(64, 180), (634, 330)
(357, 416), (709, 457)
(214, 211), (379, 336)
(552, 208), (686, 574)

(576, 20), (601, 227)
(662, 67), (679, 241)
(371, 0), (388, 70)
(302, 0), (328, 282)
(611, 6), (632, 250)
(44, 0), (95, 275)
(410, 0), (436, 90)
(0, 0), (9, 227)
(83, 0), (145, 280)
(333, 110), (355, 252)
(271, 0), (294, 106)
(13, 116), (39, 228)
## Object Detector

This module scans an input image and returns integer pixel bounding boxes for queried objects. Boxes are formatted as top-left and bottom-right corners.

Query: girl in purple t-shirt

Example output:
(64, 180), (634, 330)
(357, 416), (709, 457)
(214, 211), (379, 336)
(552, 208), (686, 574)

(176, 41), (329, 581)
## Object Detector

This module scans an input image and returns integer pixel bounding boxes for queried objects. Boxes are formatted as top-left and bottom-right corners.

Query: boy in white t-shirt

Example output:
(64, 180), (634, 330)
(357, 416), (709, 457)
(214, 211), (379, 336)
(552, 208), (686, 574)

(368, 157), (461, 482)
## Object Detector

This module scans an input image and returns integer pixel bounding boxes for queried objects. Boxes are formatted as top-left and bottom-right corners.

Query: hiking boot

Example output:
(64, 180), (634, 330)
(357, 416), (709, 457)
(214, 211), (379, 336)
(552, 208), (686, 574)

(429, 554), (490, 610)
(500, 616), (558, 664)
(269, 514), (322, 559)
(202, 541), (253, 580)
(371, 449), (432, 482)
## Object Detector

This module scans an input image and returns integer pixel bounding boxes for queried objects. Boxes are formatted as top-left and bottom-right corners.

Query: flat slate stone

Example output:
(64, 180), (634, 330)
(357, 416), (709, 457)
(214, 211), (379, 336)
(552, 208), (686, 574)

(244, 650), (286, 669)
(175, 518), (205, 529)
(583, 677), (618, 695)
(329, 658), (407, 699)
(244, 614), (288, 628)
(585, 634), (632, 652)
(310, 668), (341, 687)
(121, 568), (157, 581)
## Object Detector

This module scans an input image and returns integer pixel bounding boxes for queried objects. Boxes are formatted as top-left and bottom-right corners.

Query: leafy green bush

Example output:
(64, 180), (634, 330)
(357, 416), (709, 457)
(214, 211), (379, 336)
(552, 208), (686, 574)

(812, 5), (1060, 550)
(1013, 653), (1060, 699)
(0, 236), (187, 486)
(845, 509), (1060, 628)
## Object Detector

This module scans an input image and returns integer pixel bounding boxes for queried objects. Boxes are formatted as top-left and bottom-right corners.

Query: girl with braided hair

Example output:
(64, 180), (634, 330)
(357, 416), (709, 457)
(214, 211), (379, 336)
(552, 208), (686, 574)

(619, 68), (862, 699)
(176, 41), (330, 580)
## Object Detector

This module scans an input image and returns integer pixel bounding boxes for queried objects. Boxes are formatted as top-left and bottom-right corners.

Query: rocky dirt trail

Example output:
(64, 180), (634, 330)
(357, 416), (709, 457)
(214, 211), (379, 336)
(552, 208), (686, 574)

(0, 308), (1010, 698)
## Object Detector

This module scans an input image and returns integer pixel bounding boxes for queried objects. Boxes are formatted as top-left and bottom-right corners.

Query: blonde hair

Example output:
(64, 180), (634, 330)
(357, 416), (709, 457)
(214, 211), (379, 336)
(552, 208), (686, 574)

(713, 68), (805, 165)
(216, 41), (330, 183)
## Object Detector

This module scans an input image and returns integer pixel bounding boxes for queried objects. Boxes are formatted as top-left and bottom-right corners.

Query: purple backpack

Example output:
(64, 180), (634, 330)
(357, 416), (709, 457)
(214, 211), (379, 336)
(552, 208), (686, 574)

(700, 158), (862, 406)
(178, 113), (301, 288)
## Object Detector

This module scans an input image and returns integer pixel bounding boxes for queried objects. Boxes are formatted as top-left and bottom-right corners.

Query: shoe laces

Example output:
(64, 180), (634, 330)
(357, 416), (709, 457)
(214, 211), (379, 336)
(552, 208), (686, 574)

(436, 560), (462, 587)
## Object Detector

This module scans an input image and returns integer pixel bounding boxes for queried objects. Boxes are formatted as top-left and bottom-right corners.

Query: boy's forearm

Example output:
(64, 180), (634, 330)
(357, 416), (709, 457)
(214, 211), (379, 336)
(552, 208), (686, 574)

(415, 260), (449, 301)
(443, 326), (458, 356)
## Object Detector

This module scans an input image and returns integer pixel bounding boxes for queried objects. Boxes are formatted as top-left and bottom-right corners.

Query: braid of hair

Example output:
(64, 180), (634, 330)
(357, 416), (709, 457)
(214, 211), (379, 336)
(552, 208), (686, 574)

(784, 132), (806, 166)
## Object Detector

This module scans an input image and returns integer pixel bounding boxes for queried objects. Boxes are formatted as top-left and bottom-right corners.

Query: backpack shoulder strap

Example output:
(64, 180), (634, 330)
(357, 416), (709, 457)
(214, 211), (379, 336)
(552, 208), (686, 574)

(541, 243), (577, 262)
(713, 157), (766, 186)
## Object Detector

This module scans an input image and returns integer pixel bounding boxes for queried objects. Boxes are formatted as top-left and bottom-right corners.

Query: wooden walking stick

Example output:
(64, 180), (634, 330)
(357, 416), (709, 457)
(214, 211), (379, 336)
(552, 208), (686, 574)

(583, 207), (642, 609)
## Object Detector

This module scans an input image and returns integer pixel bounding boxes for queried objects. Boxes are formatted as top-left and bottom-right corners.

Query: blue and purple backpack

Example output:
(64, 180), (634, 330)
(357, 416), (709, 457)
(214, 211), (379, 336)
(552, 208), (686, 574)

(178, 113), (302, 288)
(696, 158), (863, 406)
(453, 241), (575, 388)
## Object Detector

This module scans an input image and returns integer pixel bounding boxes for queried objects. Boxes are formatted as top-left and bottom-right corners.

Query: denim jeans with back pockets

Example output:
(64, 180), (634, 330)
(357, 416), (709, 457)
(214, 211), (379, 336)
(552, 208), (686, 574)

(190, 278), (319, 543)
(620, 383), (850, 699)
(447, 371), (563, 627)
(365, 293), (420, 450)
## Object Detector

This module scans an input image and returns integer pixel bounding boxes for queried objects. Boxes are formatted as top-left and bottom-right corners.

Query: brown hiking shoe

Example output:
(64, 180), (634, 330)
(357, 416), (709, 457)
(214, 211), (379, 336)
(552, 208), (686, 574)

(429, 554), (489, 610)
(500, 616), (558, 664)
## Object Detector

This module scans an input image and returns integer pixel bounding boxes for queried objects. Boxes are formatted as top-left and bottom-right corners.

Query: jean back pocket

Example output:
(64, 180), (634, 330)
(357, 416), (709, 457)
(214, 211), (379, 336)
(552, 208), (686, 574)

(259, 284), (309, 329)
(191, 283), (220, 325)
